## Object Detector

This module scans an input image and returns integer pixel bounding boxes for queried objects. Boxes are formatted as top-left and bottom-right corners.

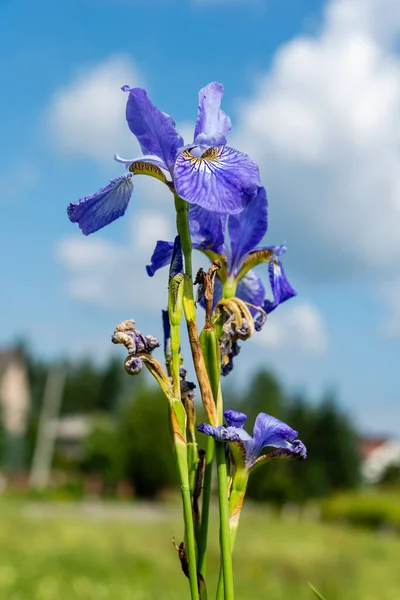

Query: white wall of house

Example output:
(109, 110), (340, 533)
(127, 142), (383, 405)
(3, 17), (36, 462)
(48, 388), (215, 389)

(362, 440), (400, 484)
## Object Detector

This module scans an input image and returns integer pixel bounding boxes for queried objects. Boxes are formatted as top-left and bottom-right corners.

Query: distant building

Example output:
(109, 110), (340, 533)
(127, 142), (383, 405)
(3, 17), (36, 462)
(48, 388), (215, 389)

(0, 348), (29, 436)
(51, 415), (91, 459)
(361, 437), (400, 483)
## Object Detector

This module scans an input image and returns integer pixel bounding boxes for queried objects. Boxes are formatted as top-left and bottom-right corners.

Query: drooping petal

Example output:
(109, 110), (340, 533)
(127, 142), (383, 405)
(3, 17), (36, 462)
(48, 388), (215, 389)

(174, 146), (261, 214)
(245, 413), (298, 466)
(228, 186), (268, 272)
(68, 173), (133, 235)
(236, 270), (266, 308)
(194, 82), (232, 147)
(123, 86), (184, 173)
(224, 409), (247, 429)
(189, 204), (227, 254)
(146, 240), (174, 277)
(264, 258), (297, 314)
(169, 235), (183, 279)
(197, 423), (251, 442)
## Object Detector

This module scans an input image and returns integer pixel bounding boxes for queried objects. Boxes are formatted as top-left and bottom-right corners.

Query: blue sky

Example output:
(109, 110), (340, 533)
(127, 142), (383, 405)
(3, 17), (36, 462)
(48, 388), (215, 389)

(1, 0), (400, 436)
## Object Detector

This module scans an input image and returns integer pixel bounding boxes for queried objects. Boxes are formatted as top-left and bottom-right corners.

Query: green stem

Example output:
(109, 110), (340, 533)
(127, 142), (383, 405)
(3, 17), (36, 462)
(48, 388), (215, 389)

(180, 465), (200, 600)
(216, 470), (248, 600)
(197, 434), (214, 578)
(169, 294), (199, 600)
(215, 442), (234, 600)
(174, 195), (193, 278)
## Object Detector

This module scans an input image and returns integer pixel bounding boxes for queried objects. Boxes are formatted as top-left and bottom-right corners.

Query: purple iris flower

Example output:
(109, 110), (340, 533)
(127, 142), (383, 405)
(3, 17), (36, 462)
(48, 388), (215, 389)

(68, 82), (261, 235)
(147, 185), (296, 316)
(198, 409), (307, 469)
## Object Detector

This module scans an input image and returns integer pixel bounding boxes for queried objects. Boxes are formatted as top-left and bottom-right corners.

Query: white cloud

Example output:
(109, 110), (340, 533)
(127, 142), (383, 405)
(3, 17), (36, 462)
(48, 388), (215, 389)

(234, 0), (400, 285)
(57, 174), (177, 311)
(47, 54), (142, 162)
(254, 302), (328, 356)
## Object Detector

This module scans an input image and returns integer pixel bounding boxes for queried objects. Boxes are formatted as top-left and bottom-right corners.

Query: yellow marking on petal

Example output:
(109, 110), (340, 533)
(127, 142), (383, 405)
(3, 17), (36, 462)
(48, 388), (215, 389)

(236, 248), (275, 281)
(181, 146), (223, 167)
(201, 146), (223, 161)
(129, 161), (168, 184)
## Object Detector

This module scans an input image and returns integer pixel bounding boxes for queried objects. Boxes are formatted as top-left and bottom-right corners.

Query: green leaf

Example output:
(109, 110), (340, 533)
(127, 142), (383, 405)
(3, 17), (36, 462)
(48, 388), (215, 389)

(308, 582), (327, 600)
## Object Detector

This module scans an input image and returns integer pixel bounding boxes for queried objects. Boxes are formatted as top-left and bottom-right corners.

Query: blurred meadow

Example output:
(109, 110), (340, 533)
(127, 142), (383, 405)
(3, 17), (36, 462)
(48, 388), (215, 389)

(0, 499), (400, 600)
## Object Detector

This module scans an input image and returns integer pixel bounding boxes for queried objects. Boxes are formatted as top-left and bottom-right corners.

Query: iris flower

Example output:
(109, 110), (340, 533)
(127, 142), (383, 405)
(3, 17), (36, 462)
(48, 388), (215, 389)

(68, 82), (261, 235)
(147, 185), (296, 317)
(198, 409), (306, 470)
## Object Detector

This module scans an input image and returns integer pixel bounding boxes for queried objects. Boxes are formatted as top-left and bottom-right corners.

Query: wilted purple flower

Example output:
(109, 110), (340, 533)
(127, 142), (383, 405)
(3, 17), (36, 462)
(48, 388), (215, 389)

(68, 83), (261, 235)
(111, 319), (159, 355)
(198, 409), (306, 469)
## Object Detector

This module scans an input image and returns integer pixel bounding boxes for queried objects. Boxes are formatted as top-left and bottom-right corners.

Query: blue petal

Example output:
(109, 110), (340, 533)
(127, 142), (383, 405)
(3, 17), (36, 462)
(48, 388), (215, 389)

(228, 186), (268, 273)
(162, 309), (170, 355)
(189, 204), (227, 254)
(224, 409), (247, 429)
(146, 240), (174, 277)
(123, 87), (184, 173)
(68, 173), (133, 235)
(194, 82), (232, 147)
(197, 423), (251, 442)
(246, 413), (298, 465)
(264, 257), (297, 314)
(236, 270), (266, 307)
(169, 235), (183, 279)
(174, 146), (261, 214)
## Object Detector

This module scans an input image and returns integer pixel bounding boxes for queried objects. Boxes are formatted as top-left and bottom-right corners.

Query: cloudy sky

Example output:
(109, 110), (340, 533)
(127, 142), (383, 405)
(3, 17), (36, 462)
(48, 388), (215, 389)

(1, 0), (400, 435)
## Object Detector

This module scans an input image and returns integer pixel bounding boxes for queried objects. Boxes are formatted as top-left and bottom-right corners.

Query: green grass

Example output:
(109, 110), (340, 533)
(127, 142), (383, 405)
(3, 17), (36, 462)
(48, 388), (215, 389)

(0, 499), (399, 599)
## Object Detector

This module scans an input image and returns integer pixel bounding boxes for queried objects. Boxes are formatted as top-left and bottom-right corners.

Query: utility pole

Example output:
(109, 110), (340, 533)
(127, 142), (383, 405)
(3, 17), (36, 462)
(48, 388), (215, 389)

(29, 365), (67, 491)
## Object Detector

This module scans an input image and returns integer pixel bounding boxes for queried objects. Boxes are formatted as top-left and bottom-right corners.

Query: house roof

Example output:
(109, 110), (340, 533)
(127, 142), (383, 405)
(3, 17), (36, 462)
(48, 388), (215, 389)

(360, 437), (392, 460)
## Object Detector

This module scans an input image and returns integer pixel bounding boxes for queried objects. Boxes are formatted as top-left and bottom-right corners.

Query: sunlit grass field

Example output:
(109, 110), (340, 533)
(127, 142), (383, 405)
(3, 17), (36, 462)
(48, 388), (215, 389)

(0, 499), (399, 600)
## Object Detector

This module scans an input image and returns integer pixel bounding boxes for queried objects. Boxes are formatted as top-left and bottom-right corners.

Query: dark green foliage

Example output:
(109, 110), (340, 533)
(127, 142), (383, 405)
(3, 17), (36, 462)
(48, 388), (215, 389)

(118, 386), (177, 499)
(81, 416), (124, 491)
(321, 491), (400, 531)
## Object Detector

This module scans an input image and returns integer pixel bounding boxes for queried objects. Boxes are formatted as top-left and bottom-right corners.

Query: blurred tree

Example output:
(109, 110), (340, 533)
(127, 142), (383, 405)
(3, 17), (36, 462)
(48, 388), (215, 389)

(118, 385), (177, 499)
(97, 358), (125, 413)
(81, 415), (124, 493)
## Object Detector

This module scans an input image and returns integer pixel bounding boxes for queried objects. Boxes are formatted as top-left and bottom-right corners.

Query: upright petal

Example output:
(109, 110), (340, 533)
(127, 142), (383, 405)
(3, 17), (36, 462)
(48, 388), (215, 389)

(169, 235), (183, 279)
(264, 258), (297, 314)
(194, 82), (232, 147)
(224, 409), (247, 429)
(246, 413), (298, 465)
(228, 186), (268, 273)
(162, 309), (171, 355)
(189, 203), (227, 254)
(174, 146), (261, 214)
(123, 87), (184, 173)
(67, 173), (133, 235)
(236, 270), (266, 308)
(146, 240), (175, 277)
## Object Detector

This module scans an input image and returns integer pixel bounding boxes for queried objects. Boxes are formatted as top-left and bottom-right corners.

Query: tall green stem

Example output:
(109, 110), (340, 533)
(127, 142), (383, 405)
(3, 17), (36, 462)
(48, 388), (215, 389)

(197, 434), (214, 577)
(180, 464), (200, 600)
(174, 195), (193, 278)
(169, 279), (199, 600)
(215, 442), (234, 600)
